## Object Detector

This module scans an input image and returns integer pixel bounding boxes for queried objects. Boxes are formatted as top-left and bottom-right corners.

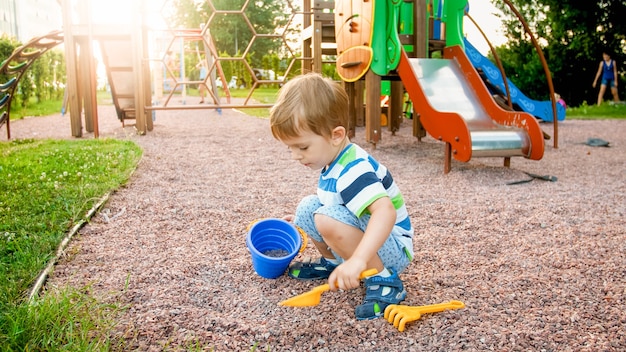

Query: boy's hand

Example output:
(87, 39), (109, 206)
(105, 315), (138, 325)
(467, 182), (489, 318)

(328, 258), (367, 291)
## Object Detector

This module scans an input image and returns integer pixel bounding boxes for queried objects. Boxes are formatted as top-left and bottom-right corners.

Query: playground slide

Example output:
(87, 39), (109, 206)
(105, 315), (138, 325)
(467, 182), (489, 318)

(463, 38), (566, 122)
(397, 45), (544, 163)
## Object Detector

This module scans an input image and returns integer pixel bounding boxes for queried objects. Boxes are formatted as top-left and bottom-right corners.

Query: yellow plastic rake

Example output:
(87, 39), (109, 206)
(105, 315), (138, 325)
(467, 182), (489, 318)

(279, 269), (378, 307)
(384, 300), (465, 332)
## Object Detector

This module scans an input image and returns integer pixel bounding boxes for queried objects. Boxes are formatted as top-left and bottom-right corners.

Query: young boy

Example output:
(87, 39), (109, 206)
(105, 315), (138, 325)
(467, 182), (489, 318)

(269, 73), (414, 320)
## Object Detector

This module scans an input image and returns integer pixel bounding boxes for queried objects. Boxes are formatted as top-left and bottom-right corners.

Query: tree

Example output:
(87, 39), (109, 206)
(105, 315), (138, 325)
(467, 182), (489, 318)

(170, 0), (292, 69)
(492, 0), (626, 106)
(0, 34), (20, 100)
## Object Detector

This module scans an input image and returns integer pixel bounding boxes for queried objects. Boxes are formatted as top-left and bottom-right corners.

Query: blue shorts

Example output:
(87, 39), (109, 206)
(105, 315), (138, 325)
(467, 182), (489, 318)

(293, 195), (412, 274)
(601, 78), (616, 88)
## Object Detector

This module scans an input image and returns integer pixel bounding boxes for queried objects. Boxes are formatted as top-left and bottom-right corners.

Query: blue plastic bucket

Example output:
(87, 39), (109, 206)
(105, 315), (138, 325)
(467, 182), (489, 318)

(246, 218), (302, 279)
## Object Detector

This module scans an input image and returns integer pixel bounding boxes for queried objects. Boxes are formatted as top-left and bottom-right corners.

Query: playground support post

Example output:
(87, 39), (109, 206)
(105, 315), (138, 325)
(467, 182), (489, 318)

(410, 0), (428, 141)
(365, 70), (381, 146)
(132, 0), (149, 134)
(502, 0), (558, 149)
(83, 0), (99, 137)
(77, 37), (98, 136)
(389, 80), (404, 134)
(62, 0), (83, 137)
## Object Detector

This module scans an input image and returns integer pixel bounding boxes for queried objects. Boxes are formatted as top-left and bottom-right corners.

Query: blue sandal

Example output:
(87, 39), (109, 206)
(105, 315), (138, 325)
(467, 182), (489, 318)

(355, 270), (407, 320)
(288, 257), (338, 280)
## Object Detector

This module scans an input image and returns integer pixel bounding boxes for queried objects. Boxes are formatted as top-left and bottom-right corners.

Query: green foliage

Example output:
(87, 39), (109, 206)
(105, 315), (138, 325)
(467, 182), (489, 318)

(170, 0), (293, 76)
(494, 42), (549, 101)
(491, 0), (625, 107)
(322, 60), (340, 81)
(217, 50), (251, 87)
(169, 0), (207, 29)
(0, 35), (21, 108)
(0, 35), (65, 114)
(32, 50), (66, 102)
(0, 34), (20, 77)
(0, 138), (142, 349)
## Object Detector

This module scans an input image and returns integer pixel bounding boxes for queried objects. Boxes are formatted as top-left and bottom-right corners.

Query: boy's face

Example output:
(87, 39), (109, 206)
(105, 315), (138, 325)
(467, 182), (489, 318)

(280, 129), (344, 171)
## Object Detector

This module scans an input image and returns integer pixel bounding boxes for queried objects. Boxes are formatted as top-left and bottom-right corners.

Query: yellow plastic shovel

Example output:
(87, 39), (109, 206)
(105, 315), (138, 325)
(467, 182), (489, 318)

(279, 268), (378, 307)
(384, 300), (465, 332)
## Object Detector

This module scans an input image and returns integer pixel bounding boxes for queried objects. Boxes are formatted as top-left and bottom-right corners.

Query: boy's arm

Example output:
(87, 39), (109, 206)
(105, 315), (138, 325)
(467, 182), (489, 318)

(329, 196), (396, 290)
(614, 63), (618, 87)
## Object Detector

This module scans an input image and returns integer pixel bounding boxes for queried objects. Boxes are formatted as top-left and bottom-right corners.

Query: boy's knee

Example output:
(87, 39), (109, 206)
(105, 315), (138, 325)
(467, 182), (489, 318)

(314, 214), (347, 242)
(295, 195), (321, 218)
(293, 195), (324, 242)
(314, 213), (333, 232)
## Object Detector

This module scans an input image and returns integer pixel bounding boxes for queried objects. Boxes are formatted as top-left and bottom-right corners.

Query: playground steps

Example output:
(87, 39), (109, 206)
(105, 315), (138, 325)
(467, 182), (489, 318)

(98, 35), (137, 123)
(302, 0), (337, 73)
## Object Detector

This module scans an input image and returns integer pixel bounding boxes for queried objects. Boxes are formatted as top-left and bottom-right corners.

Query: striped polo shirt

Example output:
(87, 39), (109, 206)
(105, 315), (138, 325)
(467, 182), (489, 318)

(318, 143), (413, 246)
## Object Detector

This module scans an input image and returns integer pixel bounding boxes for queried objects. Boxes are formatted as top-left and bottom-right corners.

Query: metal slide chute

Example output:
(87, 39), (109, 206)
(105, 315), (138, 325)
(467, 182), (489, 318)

(398, 45), (544, 170)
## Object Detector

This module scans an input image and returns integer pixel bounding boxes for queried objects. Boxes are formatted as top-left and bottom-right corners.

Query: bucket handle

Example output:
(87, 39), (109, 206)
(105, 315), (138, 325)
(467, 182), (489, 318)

(247, 218), (308, 254)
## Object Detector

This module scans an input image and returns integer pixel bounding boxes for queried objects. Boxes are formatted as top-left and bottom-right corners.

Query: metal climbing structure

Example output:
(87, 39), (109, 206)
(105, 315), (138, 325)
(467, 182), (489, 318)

(1, 0), (322, 138)
(0, 30), (65, 139)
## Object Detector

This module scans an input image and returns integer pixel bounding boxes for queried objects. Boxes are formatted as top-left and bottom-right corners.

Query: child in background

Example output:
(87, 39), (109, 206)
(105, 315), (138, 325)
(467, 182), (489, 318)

(555, 93), (566, 109)
(196, 59), (208, 104)
(593, 51), (620, 106)
(269, 73), (414, 320)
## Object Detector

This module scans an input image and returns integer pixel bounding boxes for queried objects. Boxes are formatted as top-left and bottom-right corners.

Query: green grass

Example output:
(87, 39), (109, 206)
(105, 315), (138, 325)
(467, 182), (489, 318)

(6, 87), (626, 121)
(228, 87), (278, 118)
(4, 285), (125, 351)
(230, 87), (279, 104)
(10, 99), (64, 119)
(9, 91), (114, 120)
(5, 86), (276, 122)
(565, 101), (626, 119)
(0, 138), (142, 350)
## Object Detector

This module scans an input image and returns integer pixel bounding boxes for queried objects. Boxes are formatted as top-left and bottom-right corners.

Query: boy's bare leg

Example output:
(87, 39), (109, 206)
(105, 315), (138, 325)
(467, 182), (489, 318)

(309, 237), (335, 259)
(314, 214), (384, 272)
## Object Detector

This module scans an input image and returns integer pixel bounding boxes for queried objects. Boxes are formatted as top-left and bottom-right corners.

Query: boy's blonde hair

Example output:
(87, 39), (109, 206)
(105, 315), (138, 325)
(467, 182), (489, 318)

(270, 73), (349, 140)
